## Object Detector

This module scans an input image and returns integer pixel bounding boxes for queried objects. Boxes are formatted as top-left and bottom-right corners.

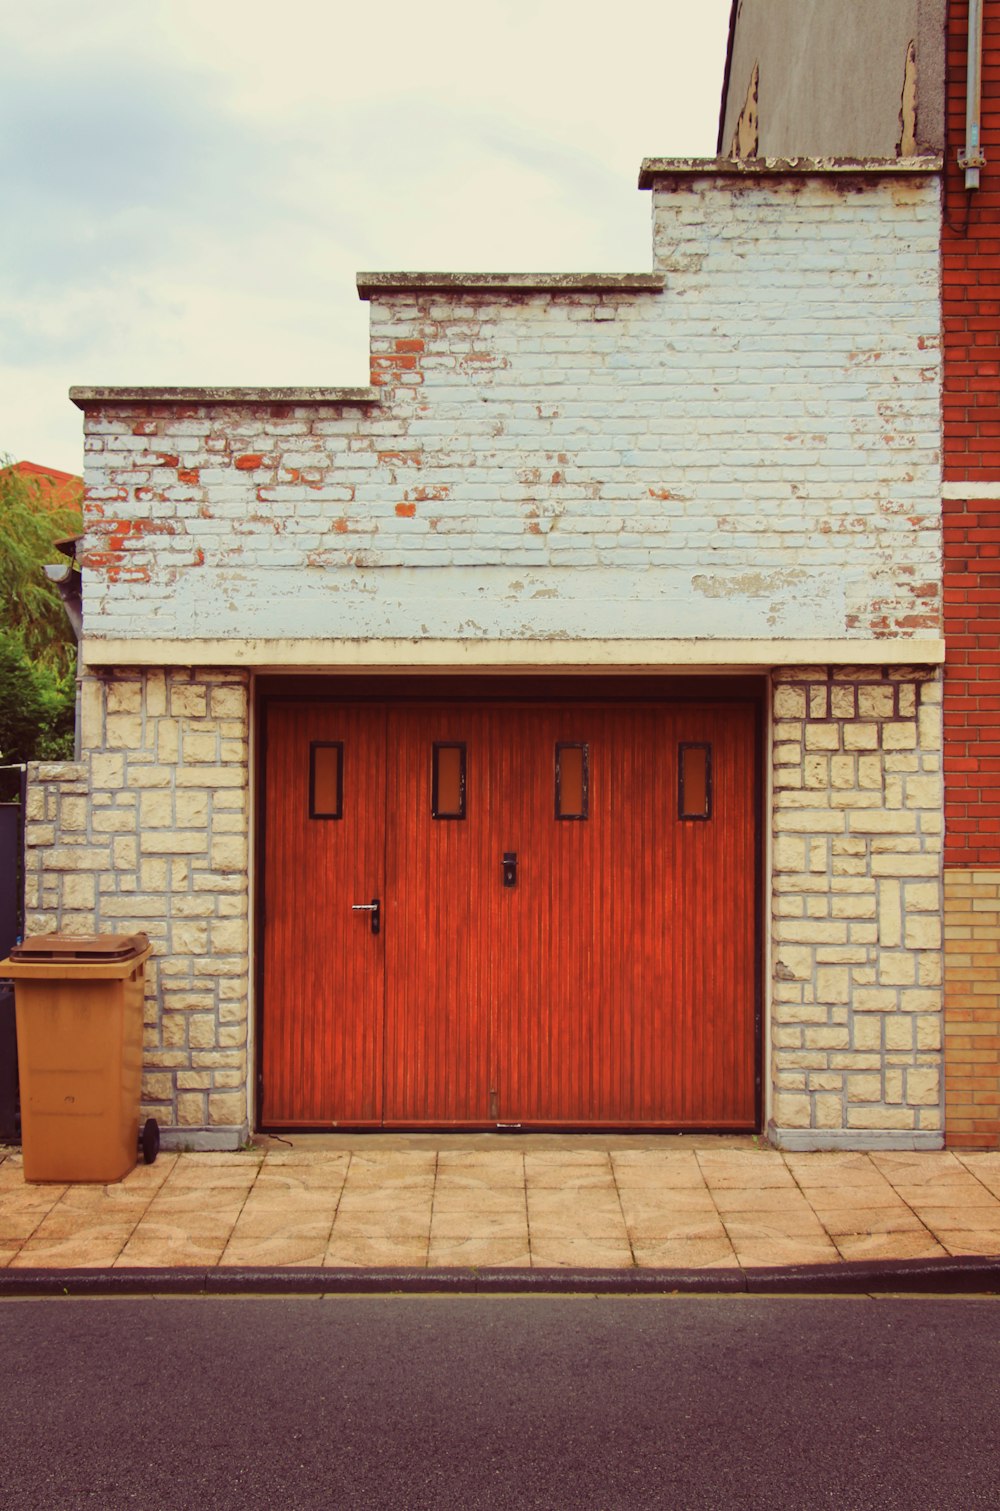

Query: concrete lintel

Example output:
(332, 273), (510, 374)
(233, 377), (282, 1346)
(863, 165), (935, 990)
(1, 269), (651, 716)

(638, 154), (943, 189)
(768, 1124), (945, 1153)
(69, 386), (381, 410)
(357, 272), (666, 300)
(81, 636), (947, 671)
(158, 1123), (250, 1153)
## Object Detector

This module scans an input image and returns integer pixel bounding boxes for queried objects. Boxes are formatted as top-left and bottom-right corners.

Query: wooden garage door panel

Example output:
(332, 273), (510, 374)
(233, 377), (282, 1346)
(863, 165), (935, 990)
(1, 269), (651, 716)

(260, 703), (386, 1125)
(383, 706), (498, 1122)
(496, 704), (756, 1126)
(669, 704), (757, 1125)
(260, 696), (759, 1129)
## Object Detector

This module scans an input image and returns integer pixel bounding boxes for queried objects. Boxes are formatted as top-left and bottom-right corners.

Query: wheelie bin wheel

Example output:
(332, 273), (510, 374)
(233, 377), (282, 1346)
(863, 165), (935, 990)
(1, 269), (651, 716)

(141, 1118), (160, 1165)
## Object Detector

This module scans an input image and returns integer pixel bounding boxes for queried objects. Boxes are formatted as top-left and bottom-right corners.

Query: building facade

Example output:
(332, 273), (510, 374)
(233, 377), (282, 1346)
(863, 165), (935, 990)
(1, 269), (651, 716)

(28, 159), (945, 1150)
(721, 0), (1000, 1148)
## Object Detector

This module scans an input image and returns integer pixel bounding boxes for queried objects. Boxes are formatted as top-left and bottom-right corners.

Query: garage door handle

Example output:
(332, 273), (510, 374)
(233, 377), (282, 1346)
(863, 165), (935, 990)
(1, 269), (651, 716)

(352, 898), (381, 935)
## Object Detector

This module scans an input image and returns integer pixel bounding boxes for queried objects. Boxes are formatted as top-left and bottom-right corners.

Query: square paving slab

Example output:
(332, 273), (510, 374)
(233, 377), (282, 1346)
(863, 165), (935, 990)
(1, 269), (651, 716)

(2, 1135), (999, 1271)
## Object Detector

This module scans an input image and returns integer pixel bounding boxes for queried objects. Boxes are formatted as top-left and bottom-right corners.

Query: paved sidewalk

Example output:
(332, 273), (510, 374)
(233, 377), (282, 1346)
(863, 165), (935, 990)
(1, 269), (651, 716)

(3, 1135), (1000, 1272)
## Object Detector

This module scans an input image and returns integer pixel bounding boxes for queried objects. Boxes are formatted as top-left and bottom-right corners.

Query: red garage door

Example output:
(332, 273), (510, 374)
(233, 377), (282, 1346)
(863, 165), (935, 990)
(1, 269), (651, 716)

(259, 696), (759, 1129)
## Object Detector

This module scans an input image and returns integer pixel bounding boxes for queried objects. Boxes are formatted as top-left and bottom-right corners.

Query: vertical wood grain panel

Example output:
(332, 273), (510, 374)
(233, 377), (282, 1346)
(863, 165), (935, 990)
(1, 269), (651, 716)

(260, 702), (385, 1125)
(383, 705), (496, 1122)
(260, 692), (759, 1130)
(498, 701), (757, 1127)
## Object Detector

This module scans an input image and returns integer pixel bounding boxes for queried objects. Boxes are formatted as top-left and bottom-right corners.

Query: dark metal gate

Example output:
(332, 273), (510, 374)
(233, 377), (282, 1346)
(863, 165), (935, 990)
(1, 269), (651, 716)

(0, 783), (25, 1142)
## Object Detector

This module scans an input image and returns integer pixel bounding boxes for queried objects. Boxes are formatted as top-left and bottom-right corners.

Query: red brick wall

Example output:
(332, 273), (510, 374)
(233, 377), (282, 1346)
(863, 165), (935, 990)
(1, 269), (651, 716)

(944, 0), (1000, 868)
(944, 0), (1000, 480)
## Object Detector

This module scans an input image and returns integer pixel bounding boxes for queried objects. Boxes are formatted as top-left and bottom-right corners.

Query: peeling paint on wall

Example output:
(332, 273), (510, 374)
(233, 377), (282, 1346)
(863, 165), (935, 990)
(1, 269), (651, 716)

(731, 62), (760, 159)
(899, 40), (918, 156)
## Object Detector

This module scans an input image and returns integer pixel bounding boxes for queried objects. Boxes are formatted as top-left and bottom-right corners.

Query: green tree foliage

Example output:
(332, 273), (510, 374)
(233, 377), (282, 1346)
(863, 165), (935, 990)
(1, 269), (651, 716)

(0, 460), (81, 794)
(0, 631), (74, 767)
(0, 460), (82, 671)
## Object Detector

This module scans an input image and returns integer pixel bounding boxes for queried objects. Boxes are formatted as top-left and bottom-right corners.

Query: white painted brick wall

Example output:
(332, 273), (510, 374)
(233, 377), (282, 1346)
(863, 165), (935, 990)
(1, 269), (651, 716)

(78, 171), (941, 646)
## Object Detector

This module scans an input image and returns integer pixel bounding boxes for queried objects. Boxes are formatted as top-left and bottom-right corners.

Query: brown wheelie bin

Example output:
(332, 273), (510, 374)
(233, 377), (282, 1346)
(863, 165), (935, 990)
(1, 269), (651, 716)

(1, 933), (155, 1183)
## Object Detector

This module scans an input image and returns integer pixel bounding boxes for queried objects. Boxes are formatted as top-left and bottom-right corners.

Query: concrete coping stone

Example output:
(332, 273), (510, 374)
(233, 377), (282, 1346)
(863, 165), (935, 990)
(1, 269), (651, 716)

(637, 154), (943, 188)
(356, 272), (666, 299)
(68, 386), (382, 410)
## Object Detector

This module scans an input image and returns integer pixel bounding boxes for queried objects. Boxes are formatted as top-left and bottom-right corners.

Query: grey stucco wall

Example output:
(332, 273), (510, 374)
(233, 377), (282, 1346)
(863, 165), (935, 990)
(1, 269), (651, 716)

(720, 0), (945, 158)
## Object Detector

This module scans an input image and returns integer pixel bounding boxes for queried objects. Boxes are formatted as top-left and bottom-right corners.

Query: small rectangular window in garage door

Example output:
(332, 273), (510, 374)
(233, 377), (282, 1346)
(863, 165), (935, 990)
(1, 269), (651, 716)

(555, 743), (588, 820)
(678, 742), (711, 820)
(309, 742), (343, 819)
(432, 742), (467, 819)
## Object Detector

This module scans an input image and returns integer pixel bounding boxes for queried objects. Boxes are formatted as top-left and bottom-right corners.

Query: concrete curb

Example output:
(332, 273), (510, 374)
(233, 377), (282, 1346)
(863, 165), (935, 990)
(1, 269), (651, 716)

(1, 1255), (999, 1297)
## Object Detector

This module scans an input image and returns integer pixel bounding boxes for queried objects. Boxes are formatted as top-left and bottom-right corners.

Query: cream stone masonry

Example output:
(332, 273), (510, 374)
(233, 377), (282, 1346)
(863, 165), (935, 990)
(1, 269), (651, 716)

(24, 669), (251, 1151)
(769, 666), (945, 1150)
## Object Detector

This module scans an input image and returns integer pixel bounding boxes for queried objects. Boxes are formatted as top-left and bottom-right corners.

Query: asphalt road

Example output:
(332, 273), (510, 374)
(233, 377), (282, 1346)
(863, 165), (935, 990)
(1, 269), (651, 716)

(1, 1294), (998, 1510)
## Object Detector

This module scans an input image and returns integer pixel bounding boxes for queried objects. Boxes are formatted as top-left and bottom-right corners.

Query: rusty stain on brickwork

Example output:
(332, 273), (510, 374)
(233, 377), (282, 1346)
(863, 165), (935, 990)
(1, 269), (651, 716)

(458, 352), (510, 373)
(692, 570), (806, 599)
(408, 486), (449, 502)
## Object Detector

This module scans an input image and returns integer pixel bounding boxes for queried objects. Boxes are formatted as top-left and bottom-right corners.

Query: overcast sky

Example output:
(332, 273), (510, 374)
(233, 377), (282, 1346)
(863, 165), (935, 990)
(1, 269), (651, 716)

(3, 0), (731, 475)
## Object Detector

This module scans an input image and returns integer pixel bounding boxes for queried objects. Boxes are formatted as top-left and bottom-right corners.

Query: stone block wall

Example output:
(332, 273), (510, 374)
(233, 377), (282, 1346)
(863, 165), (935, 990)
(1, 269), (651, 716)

(24, 668), (251, 1149)
(23, 660), (951, 1150)
(770, 665), (945, 1148)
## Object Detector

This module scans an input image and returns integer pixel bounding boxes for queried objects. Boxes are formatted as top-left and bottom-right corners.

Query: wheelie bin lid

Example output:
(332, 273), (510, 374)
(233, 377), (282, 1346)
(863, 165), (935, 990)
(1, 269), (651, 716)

(9, 932), (150, 963)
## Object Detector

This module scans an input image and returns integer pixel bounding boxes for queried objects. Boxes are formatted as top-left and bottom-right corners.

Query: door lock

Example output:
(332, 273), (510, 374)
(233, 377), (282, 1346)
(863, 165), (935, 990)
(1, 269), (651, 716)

(502, 853), (517, 889)
(351, 898), (381, 935)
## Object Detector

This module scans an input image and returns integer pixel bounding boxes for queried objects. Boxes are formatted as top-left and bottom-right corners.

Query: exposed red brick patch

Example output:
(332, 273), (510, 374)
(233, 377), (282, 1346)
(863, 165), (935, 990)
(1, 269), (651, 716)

(235, 454), (265, 471)
(395, 501), (417, 517)
(371, 354), (418, 374)
(177, 468), (200, 485)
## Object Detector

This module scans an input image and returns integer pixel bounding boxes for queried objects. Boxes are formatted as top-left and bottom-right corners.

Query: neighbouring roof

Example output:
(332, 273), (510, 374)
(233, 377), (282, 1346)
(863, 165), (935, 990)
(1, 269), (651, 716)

(2, 459), (82, 510)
